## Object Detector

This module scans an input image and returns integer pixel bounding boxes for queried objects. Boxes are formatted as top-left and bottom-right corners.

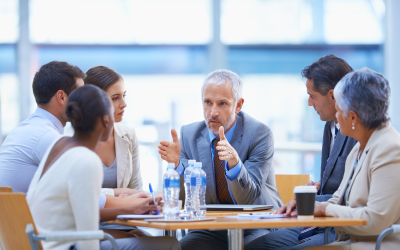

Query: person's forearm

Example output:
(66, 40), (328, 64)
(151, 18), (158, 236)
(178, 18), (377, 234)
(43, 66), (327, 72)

(99, 207), (130, 222)
(113, 188), (142, 196)
(104, 195), (147, 208)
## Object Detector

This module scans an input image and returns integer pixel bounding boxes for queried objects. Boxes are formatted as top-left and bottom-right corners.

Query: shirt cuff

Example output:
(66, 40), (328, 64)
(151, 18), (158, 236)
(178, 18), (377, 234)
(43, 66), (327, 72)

(99, 193), (107, 209)
(101, 188), (115, 197)
(225, 160), (242, 181)
(176, 161), (184, 177)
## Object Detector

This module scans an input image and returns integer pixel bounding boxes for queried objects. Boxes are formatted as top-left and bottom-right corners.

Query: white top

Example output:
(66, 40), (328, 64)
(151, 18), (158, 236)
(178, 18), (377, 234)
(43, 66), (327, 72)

(27, 137), (103, 250)
(0, 107), (63, 193)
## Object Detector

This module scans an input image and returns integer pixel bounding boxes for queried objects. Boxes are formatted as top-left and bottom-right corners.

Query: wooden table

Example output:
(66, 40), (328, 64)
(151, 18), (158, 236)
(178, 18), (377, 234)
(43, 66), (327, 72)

(108, 216), (367, 250)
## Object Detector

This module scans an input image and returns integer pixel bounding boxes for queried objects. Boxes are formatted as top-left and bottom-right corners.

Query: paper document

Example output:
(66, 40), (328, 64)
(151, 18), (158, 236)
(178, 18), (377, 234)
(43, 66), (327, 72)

(117, 213), (190, 220)
(236, 213), (295, 219)
(117, 214), (164, 220)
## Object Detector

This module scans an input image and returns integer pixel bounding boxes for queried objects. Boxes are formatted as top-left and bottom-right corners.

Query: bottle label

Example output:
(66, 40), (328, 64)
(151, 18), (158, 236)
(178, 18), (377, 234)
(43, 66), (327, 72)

(164, 179), (170, 188)
(190, 177), (196, 186)
(169, 179), (180, 188)
(185, 175), (191, 183)
(202, 177), (206, 186)
(191, 177), (203, 186)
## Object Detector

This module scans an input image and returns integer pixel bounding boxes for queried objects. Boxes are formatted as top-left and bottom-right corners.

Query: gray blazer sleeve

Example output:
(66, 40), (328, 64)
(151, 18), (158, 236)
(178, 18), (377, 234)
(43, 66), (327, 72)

(227, 126), (274, 204)
(179, 127), (189, 168)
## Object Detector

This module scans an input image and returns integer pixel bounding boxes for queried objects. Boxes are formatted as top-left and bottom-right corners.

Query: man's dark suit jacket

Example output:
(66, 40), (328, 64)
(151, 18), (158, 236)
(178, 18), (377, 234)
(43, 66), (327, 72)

(317, 120), (357, 202)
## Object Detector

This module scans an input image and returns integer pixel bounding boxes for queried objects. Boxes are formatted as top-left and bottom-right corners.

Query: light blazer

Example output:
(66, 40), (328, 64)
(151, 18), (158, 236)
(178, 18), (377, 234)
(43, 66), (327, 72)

(101, 123), (143, 196)
(319, 123), (400, 250)
(317, 121), (357, 202)
(178, 111), (283, 209)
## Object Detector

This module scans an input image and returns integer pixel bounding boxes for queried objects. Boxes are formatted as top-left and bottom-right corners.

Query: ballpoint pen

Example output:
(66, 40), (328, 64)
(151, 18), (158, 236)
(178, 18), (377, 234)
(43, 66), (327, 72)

(149, 183), (160, 215)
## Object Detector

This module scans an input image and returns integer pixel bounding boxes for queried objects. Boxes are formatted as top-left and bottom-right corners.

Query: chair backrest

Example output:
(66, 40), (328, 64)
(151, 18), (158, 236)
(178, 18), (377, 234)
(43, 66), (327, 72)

(0, 193), (42, 250)
(275, 174), (311, 204)
(0, 186), (13, 193)
(0, 186), (13, 249)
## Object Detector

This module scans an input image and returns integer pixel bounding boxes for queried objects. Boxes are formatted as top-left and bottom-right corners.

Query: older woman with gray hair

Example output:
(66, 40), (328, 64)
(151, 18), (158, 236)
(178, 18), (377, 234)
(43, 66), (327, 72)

(278, 68), (400, 250)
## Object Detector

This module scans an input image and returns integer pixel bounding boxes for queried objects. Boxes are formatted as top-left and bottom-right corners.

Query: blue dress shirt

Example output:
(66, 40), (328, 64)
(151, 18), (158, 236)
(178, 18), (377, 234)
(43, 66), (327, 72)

(0, 107), (64, 193)
(176, 120), (242, 203)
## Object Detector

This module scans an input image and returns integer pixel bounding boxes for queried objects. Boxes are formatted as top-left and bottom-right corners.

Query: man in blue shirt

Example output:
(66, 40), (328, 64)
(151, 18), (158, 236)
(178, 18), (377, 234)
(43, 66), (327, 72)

(0, 61), (85, 193)
(158, 69), (282, 250)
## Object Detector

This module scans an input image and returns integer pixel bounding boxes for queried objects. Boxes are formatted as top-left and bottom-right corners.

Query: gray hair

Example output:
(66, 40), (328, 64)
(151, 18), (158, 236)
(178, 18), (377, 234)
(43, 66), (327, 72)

(201, 69), (243, 102)
(334, 68), (390, 129)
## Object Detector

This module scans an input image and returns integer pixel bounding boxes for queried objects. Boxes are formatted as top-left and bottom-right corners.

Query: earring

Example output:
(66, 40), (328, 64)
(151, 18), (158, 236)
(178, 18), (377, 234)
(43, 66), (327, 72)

(352, 123), (355, 130)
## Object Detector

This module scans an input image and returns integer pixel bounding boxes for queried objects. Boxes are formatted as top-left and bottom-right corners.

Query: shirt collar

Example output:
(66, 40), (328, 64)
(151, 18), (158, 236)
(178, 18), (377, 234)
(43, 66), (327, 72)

(208, 118), (237, 145)
(34, 107), (64, 134)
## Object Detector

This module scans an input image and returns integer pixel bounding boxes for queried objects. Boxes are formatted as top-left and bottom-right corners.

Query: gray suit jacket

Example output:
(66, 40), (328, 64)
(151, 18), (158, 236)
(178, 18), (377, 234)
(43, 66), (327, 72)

(178, 111), (283, 209)
(317, 120), (357, 202)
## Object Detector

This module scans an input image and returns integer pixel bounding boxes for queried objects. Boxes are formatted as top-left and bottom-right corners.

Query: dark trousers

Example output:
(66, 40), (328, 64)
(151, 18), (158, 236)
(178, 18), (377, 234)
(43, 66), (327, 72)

(244, 227), (336, 250)
(180, 229), (270, 250)
(70, 236), (181, 250)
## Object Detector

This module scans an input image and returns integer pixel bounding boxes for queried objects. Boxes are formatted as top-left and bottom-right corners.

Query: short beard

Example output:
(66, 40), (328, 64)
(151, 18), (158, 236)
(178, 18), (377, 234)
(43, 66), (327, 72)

(205, 113), (236, 135)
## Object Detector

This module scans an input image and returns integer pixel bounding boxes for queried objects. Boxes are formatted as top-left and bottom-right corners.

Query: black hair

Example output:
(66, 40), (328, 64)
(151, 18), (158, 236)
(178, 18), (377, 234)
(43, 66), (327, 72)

(301, 54), (353, 95)
(65, 85), (111, 133)
(32, 61), (85, 104)
(84, 66), (122, 91)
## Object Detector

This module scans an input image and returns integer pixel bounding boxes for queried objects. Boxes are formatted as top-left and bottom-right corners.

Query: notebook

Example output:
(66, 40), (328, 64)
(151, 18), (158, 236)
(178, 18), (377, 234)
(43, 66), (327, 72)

(205, 204), (273, 211)
(237, 213), (295, 219)
(117, 213), (190, 220)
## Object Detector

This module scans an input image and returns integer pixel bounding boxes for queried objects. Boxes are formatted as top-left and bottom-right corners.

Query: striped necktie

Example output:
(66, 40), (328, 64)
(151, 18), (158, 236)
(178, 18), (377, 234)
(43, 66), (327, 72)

(212, 138), (233, 204)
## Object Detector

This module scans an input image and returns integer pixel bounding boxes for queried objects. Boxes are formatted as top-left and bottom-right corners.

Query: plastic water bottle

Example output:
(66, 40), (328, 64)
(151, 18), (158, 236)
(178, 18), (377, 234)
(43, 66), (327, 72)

(190, 162), (207, 218)
(184, 160), (196, 215)
(163, 163), (180, 219)
(198, 166), (207, 217)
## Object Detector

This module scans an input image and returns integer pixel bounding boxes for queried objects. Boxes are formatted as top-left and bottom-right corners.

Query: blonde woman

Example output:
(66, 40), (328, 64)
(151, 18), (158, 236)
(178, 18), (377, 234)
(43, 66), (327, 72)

(85, 66), (144, 197)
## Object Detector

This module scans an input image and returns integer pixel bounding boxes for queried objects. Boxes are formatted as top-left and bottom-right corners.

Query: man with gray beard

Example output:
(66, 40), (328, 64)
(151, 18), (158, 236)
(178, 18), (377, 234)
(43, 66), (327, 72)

(158, 69), (282, 250)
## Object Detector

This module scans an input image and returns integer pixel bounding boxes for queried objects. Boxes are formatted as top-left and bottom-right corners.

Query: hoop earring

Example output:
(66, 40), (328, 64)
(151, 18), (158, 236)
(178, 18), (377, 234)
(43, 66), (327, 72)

(352, 123), (355, 130)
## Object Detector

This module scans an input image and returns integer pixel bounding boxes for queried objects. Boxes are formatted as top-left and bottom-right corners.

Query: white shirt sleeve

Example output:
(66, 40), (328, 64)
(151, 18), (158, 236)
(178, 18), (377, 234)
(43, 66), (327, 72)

(101, 188), (115, 196)
(99, 193), (107, 209)
(67, 152), (103, 250)
(33, 131), (62, 164)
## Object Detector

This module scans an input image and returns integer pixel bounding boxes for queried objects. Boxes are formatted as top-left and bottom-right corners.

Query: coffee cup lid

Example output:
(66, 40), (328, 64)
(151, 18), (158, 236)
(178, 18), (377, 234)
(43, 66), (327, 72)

(293, 186), (317, 193)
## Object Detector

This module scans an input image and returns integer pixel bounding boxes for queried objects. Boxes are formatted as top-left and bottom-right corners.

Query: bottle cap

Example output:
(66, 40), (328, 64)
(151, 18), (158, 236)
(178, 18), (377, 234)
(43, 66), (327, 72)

(293, 186), (317, 193)
(194, 162), (202, 168)
(167, 163), (175, 169)
(188, 160), (196, 165)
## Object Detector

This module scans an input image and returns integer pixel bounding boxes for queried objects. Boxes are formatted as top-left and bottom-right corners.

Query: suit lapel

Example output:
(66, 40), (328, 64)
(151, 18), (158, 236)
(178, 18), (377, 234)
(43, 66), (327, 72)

(230, 115), (243, 156)
(114, 126), (130, 188)
(344, 124), (390, 202)
(196, 127), (217, 204)
(321, 131), (346, 187)
(320, 121), (332, 181)
(345, 122), (391, 204)
(343, 149), (366, 204)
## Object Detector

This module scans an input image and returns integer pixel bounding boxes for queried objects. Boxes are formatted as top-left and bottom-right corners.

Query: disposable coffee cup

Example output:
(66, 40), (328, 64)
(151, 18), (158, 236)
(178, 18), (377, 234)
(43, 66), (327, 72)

(294, 186), (317, 220)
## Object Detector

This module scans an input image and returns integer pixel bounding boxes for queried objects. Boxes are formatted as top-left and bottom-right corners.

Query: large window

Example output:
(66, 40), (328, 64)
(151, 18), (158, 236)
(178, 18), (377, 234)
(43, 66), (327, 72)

(222, 0), (384, 44)
(30, 0), (212, 44)
(0, 0), (385, 191)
